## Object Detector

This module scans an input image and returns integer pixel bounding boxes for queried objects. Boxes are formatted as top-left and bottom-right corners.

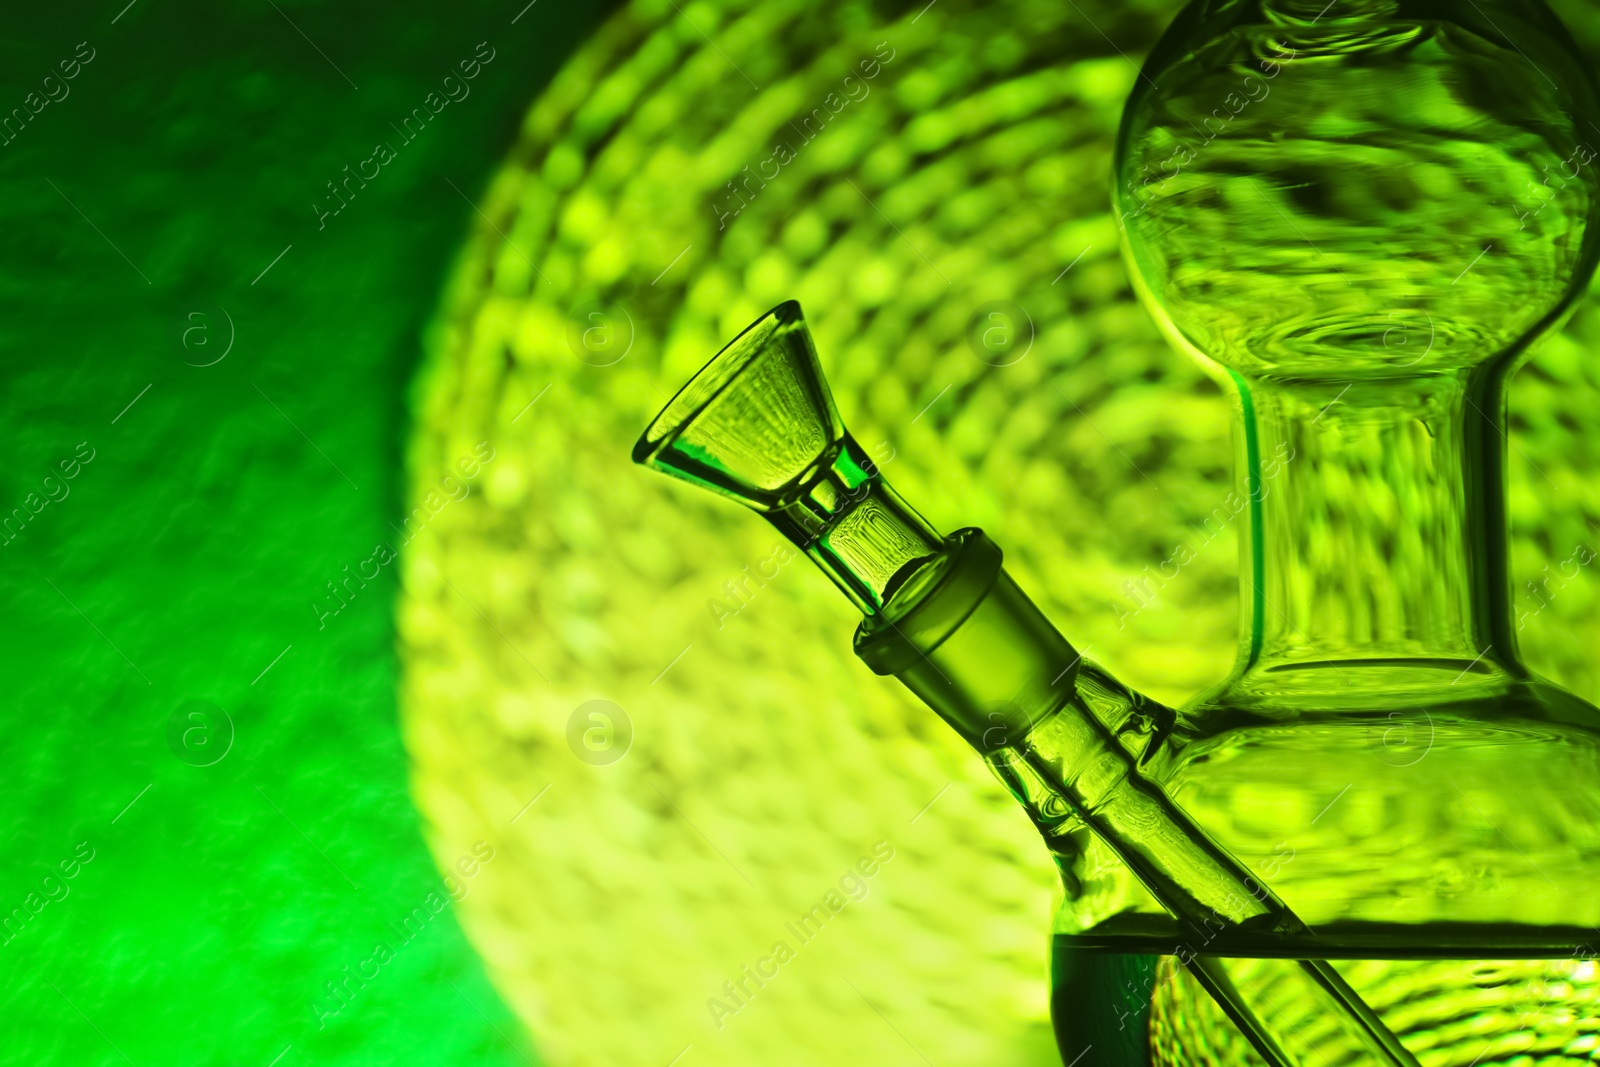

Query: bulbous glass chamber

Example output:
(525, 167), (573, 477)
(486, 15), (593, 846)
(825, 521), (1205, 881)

(1118, 0), (1600, 379)
(1052, 1), (1600, 1063)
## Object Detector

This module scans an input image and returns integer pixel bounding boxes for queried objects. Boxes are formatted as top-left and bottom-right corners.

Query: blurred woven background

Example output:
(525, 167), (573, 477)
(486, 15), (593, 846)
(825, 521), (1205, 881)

(402, 0), (1600, 1065)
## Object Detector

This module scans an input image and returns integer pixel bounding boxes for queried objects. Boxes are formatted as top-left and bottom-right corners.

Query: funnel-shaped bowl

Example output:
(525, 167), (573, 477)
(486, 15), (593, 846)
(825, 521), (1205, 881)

(632, 301), (843, 512)
(634, 300), (951, 616)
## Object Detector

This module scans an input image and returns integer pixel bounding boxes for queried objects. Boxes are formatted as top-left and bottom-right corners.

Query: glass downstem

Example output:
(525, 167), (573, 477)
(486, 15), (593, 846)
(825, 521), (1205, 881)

(958, 629), (1420, 1066)
(839, 520), (1420, 1066)
(1300, 960), (1421, 1067)
(1185, 957), (1296, 1067)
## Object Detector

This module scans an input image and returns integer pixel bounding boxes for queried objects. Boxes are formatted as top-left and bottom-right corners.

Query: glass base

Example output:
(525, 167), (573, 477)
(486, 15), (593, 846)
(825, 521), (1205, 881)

(1052, 677), (1600, 937)
(1052, 939), (1600, 1066)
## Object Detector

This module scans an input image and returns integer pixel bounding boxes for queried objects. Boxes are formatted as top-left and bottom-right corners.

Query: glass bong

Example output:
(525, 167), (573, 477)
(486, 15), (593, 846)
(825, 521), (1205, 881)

(631, 0), (1600, 1061)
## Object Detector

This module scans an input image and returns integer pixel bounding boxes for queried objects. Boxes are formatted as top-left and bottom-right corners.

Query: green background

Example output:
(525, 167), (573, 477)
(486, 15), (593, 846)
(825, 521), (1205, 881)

(1, 1), (612, 1063)
(10, 1), (1600, 1065)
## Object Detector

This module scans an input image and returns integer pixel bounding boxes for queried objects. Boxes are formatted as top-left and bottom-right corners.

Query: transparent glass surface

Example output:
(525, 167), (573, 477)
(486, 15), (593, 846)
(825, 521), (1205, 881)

(1061, 0), (1600, 1060)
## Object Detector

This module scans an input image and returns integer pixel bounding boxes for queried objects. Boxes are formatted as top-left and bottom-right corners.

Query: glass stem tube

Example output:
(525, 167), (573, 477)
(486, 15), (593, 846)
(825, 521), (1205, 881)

(861, 529), (1419, 1066)
(1231, 369), (1517, 676)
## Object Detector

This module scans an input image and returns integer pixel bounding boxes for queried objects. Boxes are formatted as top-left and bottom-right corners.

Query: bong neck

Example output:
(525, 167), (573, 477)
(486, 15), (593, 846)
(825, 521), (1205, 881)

(1231, 370), (1522, 684)
(763, 434), (949, 618)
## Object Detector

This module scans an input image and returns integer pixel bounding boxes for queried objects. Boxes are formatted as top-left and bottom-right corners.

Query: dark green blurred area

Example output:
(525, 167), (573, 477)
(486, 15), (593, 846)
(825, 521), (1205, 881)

(0, 2), (610, 1063)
